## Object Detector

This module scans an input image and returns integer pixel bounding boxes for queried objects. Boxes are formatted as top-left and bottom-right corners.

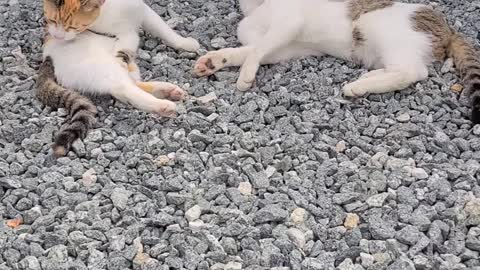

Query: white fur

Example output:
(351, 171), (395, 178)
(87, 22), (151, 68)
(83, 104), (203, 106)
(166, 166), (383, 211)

(43, 0), (200, 115)
(195, 0), (433, 95)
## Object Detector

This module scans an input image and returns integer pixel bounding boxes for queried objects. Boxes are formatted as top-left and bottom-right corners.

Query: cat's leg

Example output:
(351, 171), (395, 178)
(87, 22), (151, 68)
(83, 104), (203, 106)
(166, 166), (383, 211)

(359, 69), (386, 79)
(110, 82), (177, 117)
(194, 47), (253, 76)
(236, 24), (301, 91)
(194, 44), (315, 78)
(136, 81), (186, 101)
(142, 4), (200, 52)
(343, 67), (428, 97)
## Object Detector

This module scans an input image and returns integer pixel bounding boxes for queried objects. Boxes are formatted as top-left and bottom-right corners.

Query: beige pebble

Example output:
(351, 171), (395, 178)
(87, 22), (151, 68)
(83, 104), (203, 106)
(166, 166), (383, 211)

(336, 140), (347, 153)
(290, 208), (306, 225)
(344, 213), (360, 230)
(451, 83), (463, 93)
(238, 182), (252, 195)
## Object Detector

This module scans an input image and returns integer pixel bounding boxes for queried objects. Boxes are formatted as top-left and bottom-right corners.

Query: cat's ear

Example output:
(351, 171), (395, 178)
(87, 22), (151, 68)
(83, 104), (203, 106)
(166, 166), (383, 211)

(81, 0), (105, 12)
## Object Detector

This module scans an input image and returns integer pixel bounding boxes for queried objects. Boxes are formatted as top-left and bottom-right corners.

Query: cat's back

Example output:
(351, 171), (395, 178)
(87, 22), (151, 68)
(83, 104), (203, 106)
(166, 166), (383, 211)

(91, 0), (145, 31)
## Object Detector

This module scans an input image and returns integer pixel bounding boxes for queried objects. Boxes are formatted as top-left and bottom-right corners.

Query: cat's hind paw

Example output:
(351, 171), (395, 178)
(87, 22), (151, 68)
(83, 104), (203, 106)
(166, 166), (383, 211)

(343, 82), (368, 97)
(194, 53), (227, 77)
(155, 100), (177, 118)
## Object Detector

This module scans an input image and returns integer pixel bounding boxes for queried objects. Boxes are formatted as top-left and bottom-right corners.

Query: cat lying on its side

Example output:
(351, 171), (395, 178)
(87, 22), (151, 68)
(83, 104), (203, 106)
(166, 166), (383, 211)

(194, 0), (480, 124)
(37, 0), (200, 156)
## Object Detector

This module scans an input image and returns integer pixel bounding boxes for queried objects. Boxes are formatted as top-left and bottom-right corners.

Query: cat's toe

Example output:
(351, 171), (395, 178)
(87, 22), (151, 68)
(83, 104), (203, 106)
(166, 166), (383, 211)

(166, 86), (186, 101)
(236, 78), (254, 91)
(155, 100), (177, 118)
(343, 83), (367, 97)
(181, 37), (200, 52)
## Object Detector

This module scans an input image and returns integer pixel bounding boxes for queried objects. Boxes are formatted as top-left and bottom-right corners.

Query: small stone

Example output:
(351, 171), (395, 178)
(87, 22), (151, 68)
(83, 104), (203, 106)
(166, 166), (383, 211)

(19, 256), (41, 270)
(238, 182), (252, 195)
(396, 113), (411, 123)
(360, 253), (374, 268)
(451, 83), (463, 93)
(0, 177), (21, 189)
(337, 258), (355, 270)
(111, 187), (131, 210)
(344, 213), (360, 230)
(81, 168), (97, 187)
(287, 228), (306, 249)
(196, 92), (217, 104)
(411, 168), (428, 180)
(290, 208), (306, 225)
(441, 58), (454, 73)
(396, 225), (421, 245)
(185, 205), (202, 222)
(471, 125), (480, 136)
(156, 155), (171, 166)
(366, 193), (389, 208)
(254, 205), (288, 224)
(224, 261), (242, 270)
(465, 198), (480, 226)
(336, 141), (347, 153)
(387, 256), (415, 270)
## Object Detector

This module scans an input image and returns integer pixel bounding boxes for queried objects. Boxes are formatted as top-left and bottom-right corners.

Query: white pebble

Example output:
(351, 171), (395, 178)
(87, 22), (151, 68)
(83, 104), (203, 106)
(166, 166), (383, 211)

(238, 182), (252, 195)
(185, 205), (202, 222)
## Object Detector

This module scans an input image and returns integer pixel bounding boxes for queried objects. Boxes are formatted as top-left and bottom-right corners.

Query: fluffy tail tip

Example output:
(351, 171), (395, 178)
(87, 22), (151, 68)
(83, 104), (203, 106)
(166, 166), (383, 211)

(53, 144), (68, 157)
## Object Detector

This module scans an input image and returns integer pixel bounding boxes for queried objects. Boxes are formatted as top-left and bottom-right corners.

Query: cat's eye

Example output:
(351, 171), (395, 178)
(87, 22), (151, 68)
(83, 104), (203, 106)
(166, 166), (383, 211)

(46, 19), (57, 25)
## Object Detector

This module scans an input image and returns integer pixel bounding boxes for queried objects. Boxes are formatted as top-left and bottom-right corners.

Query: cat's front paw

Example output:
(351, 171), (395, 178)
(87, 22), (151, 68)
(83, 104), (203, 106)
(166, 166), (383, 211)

(343, 82), (368, 97)
(194, 53), (227, 77)
(155, 100), (177, 118)
(179, 37), (200, 52)
(236, 77), (255, 91)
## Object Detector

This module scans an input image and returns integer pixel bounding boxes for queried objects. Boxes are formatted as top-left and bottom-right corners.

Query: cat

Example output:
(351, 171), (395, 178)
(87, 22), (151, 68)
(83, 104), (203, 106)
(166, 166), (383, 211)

(37, 0), (200, 157)
(194, 0), (480, 124)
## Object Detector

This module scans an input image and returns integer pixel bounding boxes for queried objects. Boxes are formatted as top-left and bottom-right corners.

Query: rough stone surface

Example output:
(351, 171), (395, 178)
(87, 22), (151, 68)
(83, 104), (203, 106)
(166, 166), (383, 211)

(0, 0), (479, 269)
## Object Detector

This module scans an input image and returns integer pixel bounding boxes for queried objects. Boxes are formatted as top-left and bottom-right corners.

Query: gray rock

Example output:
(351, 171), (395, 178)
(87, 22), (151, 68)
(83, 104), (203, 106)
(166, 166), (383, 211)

(254, 205), (288, 224)
(111, 187), (131, 210)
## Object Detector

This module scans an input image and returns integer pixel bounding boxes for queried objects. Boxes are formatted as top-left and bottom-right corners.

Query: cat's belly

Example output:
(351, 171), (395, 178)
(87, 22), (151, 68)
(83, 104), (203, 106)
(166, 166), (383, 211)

(43, 34), (128, 93)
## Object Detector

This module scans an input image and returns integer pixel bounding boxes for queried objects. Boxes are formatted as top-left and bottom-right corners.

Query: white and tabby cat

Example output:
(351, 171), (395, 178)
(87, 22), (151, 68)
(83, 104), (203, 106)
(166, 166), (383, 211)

(37, 0), (200, 156)
(194, 0), (480, 124)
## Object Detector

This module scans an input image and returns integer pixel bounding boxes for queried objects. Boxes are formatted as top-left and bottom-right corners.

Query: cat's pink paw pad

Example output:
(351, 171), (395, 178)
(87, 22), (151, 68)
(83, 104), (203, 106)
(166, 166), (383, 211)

(155, 101), (177, 118)
(194, 53), (227, 77)
(165, 86), (186, 101)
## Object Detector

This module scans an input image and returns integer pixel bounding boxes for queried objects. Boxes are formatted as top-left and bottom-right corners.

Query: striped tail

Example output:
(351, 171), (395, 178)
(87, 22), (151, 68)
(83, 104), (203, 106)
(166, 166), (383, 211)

(36, 56), (97, 157)
(447, 34), (480, 124)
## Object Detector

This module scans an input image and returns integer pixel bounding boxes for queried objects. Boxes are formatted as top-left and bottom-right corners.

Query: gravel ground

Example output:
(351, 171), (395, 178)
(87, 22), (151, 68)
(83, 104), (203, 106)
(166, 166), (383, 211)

(1, 0), (480, 269)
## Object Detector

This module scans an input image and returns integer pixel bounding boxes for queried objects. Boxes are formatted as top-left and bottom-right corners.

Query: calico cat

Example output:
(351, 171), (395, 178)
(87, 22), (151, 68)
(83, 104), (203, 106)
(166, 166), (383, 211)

(37, 0), (200, 156)
(194, 0), (480, 124)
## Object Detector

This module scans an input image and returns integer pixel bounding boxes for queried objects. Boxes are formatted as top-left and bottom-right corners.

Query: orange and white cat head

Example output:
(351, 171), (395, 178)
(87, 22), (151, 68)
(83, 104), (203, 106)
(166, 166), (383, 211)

(43, 0), (105, 41)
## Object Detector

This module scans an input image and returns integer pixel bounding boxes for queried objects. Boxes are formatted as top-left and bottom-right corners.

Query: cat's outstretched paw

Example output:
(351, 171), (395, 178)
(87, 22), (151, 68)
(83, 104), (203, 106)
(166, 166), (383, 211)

(179, 37), (200, 52)
(157, 84), (186, 101)
(343, 82), (368, 97)
(194, 53), (227, 77)
(155, 100), (177, 118)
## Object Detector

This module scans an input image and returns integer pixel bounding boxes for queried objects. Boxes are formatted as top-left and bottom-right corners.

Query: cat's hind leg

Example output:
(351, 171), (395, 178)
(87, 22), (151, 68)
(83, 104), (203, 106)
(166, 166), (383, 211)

(110, 81), (177, 117)
(194, 47), (253, 76)
(136, 81), (186, 101)
(142, 4), (200, 52)
(343, 67), (428, 97)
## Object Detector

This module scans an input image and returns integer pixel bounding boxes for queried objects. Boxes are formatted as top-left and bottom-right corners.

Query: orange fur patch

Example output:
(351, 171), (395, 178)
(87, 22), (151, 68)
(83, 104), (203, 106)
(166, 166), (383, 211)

(136, 82), (155, 93)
